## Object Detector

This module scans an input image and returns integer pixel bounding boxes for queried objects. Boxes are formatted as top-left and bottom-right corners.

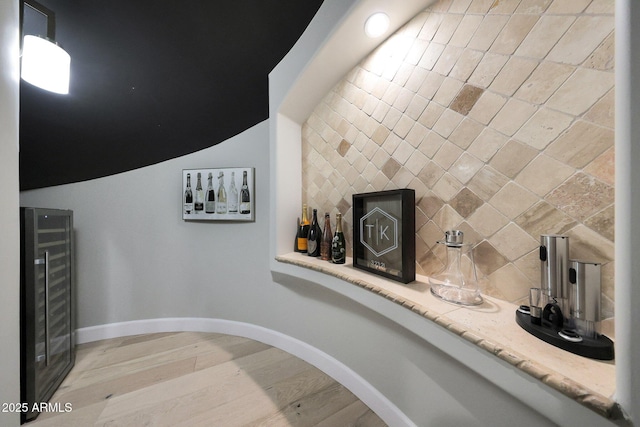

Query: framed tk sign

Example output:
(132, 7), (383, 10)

(352, 189), (415, 283)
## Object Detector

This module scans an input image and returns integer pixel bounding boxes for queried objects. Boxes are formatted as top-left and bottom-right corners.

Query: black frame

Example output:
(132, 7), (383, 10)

(353, 189), (415, 283)
(20, 207), (75, 423)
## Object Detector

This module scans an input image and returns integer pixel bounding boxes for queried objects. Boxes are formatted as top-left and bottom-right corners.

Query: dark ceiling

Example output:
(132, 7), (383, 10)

(19, 0), (324, 190)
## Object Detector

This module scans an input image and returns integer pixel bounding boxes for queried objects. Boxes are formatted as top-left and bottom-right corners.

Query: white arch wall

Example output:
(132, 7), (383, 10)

(270, 0), (638, 424)
(0, 1), (21, 426)
(614, 0), (640, 421)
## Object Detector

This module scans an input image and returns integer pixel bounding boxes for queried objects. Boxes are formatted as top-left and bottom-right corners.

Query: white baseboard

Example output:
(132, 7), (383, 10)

(75, 317), (415, 427)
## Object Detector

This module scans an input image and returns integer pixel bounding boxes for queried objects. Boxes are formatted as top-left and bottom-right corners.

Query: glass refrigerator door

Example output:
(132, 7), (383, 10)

(33, 212), (73, 402)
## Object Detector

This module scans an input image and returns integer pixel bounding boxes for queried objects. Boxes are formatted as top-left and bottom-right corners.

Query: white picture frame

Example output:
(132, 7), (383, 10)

(182, 167), (254, 221)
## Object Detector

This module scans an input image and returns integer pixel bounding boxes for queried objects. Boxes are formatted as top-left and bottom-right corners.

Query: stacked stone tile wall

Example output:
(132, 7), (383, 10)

(301, 0), (614, 316)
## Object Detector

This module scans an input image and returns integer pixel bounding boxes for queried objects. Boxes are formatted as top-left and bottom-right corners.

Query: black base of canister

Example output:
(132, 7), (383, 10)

(515, 309), (614, 360)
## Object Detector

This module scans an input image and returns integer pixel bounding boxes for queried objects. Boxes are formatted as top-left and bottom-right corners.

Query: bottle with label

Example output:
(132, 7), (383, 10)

(297, 204), (310, 253)
(307, 209), (321, 257)
(332, 213), (346, 264)
(240, 170), (251, 214)
(320, 212), (332, 261)
(228, 171), (238, 213)
(194, 172), (204, 213)
(294, 217), (301, 252)
(217, 172), (227, 214)
(205, 172), (215, 213)
(184, 173), (193, 214)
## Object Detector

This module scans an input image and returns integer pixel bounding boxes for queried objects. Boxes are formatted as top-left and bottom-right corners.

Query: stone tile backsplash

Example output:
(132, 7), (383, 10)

(301, 0), (615, 318)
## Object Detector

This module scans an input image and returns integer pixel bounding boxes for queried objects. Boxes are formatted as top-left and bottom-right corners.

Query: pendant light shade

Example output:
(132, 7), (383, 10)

(22, 35), (70, 94)
(21, 0), (71, 94)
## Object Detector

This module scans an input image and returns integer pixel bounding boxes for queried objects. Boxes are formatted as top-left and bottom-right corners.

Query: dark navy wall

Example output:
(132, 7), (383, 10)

(19, 0), (323, 190)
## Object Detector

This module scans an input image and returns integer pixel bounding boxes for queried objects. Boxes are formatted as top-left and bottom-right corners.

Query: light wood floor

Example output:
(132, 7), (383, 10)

(27, 332), (386, 427)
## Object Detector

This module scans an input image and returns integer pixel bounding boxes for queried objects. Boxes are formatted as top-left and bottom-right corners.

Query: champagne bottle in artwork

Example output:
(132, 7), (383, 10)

(297, 204), (310, 253)
(332, 213), (346, 264)
(307, 209), (321, 257)
(240, 171), (251, 214)
(184, 173), (193, 214)
(194, 172), (204, 213)
(320, 212), (332, 261)
(217, 172), (227, 214)
(205, 172), (215, 213)
(228, 171), (238, 213)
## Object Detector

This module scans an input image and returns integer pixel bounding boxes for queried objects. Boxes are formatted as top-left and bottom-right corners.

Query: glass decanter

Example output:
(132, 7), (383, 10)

(429, 230), (483, 306)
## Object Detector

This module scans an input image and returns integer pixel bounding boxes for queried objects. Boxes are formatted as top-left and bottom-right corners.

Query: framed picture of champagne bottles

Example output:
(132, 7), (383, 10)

(352, 189), (415, 283)
(182, 167), (254, 221)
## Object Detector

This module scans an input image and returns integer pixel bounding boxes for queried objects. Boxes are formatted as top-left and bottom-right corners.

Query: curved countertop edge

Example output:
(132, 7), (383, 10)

(275, 253), (622, 421)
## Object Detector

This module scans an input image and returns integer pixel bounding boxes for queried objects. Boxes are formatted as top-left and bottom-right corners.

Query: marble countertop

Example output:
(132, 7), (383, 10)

(276, 252), (620, 420)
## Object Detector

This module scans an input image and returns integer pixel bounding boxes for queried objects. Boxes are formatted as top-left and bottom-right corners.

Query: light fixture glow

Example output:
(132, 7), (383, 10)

(22, 35), (70, 94)
(364, 12), (390, 38)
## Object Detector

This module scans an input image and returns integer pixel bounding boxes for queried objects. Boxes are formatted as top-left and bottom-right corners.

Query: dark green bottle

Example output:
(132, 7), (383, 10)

(331, 213), (346, 264)
(307, 209), (322, 257)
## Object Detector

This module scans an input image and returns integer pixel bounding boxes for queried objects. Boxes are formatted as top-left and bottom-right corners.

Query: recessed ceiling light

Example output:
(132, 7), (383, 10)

(364, 12), (389, 38)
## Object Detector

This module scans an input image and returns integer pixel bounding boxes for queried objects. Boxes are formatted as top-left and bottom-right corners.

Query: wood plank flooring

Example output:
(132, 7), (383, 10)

(27, 332), (387, 427)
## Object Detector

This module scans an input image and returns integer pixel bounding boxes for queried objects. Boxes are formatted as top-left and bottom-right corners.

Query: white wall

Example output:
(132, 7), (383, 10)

(20, 125), (273, 328)
(0, 1), (21, 426)
(17, 0), (638, 425)
(615, 0), (640, 421)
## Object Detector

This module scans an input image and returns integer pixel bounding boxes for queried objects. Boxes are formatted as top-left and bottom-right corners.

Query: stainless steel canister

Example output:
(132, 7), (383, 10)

(569, 260), (601, 323)
(540, 235), (570, 302)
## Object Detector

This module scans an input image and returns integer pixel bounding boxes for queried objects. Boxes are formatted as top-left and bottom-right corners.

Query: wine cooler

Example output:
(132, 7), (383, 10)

(20, 208), (76, 423)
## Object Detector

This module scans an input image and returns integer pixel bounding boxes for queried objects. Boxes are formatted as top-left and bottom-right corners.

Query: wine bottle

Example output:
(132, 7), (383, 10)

(217, 172), (227, 214)
(297, 204), (310, 253)
(320, 212), (332, 261)
(205, 172), (215, 213)
(228, 171), (238, 213)
(307, 209), (321, 257)
(194, 172), (204, 213)
(294, 217), (301, 252)
(240, 170), (251, 214)
(184, 173), (193, 214)
(332, 213), (346, 264)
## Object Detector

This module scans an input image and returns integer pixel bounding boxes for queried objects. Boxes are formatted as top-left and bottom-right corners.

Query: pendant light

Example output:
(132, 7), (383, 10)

(21, 0), (71, 95)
